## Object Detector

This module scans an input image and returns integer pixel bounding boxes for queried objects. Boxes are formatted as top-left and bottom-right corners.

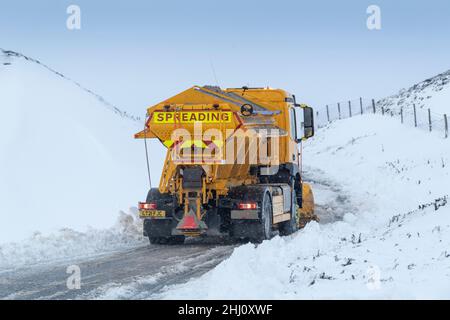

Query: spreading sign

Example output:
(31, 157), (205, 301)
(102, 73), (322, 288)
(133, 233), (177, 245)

(152, 111), (233, 124)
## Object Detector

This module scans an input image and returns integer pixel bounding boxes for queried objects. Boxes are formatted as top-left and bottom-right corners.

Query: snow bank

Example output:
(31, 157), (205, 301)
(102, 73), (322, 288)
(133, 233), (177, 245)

(0, 208), (145, 270)
(0, 50), (166, 243)
(157, 115), (450, 299)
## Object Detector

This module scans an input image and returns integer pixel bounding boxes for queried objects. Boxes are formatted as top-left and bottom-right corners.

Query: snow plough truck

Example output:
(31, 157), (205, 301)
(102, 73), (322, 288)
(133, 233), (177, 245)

(135, 86), (316, 244)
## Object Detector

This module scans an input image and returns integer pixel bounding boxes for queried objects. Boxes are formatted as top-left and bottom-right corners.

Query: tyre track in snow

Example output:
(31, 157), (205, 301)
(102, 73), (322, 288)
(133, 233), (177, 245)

(0, 241), (236, 300)
(78, 244), (235, 300)
(303, 168), (357, 225)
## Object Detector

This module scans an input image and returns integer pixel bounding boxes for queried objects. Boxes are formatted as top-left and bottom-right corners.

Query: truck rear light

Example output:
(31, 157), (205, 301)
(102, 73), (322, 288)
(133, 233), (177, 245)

(139, 202), (157, 210)
(238, 202), (257, 210)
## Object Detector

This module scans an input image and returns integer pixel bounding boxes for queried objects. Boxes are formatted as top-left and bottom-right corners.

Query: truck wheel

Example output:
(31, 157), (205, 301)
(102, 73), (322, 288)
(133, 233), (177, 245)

(279, 208), (298, 236)
(279, 180), (299, 236)
(252, 191), (273, 243)
(146, 188), (174, 206)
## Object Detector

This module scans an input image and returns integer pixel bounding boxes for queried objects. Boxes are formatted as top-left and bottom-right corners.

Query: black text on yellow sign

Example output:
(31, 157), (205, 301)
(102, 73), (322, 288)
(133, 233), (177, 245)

(152, 111), (233, 124)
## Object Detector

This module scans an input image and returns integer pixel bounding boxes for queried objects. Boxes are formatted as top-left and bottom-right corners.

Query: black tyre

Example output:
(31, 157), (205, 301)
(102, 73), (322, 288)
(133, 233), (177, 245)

(279, 207), (298, 236)
(146, 188), (174, 206)
(251, 191), (273, 243)
(279, 179), (299, 236)
(144, 189), (183, 245)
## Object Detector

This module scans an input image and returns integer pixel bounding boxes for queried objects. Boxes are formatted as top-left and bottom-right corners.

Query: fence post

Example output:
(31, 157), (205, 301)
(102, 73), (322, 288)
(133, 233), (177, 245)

(360, 97), (363, 114)
(400, 107), (404, 124)
(381, 107), (385, 115)
(413, 104), (417, 127)
(326, 105), (330, 122)
(338, 103), (341, 119)
(348, 101), (352, 117)
(372, 99), (376, 113)
(445, 114), (448, 138)
(428, 108), (432, 132)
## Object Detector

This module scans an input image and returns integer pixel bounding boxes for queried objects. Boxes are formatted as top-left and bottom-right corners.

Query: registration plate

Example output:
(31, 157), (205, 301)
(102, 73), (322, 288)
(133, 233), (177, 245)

(139, 210), (166, 218)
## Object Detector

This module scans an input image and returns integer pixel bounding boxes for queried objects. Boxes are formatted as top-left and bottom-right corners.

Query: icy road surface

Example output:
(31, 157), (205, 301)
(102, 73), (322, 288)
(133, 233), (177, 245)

(0, 242), (235, 300)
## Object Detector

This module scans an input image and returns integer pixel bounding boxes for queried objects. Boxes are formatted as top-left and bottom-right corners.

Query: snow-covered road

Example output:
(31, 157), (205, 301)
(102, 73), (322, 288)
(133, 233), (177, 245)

(0, 171), (346, 300)
(0, 242), (235, 300)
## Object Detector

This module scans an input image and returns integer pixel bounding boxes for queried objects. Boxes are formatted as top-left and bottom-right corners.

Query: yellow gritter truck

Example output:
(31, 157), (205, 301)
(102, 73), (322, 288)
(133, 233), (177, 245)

(135, 86), (316, 244)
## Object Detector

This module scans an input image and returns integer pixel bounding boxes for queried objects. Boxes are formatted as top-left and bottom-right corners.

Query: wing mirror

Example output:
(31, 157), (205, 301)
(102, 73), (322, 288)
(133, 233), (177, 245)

(302, 105), (314, 139)
(293, 103), (314, 142)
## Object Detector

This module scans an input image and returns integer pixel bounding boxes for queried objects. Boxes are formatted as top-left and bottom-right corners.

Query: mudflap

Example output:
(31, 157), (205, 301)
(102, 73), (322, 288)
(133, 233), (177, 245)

(143, 218), (175, 237)
(227, 185), (273, 242)
(230, 221), (266, 240)
(143, 188), (179, 239)
(203, 208), (224, 236)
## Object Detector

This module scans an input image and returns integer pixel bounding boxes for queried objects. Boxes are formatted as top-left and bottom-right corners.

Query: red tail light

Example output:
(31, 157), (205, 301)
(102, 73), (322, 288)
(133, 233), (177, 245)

(139, 202), (157, 210)
(238, 202), (257, 210)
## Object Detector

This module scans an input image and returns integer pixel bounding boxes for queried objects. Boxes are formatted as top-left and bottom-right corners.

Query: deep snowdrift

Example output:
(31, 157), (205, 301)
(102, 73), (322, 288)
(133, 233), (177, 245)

(0, 208), (145, 270)
(0, 49), (165, 244)
(156, 115), (450, 299)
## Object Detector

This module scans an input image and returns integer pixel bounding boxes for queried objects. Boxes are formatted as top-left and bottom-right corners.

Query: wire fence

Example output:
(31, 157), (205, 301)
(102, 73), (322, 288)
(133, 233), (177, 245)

(314, 97), (449, 139)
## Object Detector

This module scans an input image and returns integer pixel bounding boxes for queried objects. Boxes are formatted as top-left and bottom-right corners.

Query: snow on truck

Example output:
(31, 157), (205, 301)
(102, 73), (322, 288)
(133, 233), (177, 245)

(135, 86), (317, 244)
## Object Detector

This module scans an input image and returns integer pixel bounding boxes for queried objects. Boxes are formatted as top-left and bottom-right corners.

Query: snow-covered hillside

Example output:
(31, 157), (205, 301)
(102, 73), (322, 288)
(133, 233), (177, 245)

(377, 70), (450, 115)
(0, 49), (165, 245)
(2, 49), (449, 298)
(156, 115), (450, 299)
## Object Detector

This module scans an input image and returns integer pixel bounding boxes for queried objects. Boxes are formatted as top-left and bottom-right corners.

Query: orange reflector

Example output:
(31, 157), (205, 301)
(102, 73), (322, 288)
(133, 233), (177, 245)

(178, 214), (199, 230)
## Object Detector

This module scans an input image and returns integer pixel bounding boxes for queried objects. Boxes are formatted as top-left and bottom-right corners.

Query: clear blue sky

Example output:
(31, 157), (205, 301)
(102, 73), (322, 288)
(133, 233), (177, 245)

(1, 0), (449, 117)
